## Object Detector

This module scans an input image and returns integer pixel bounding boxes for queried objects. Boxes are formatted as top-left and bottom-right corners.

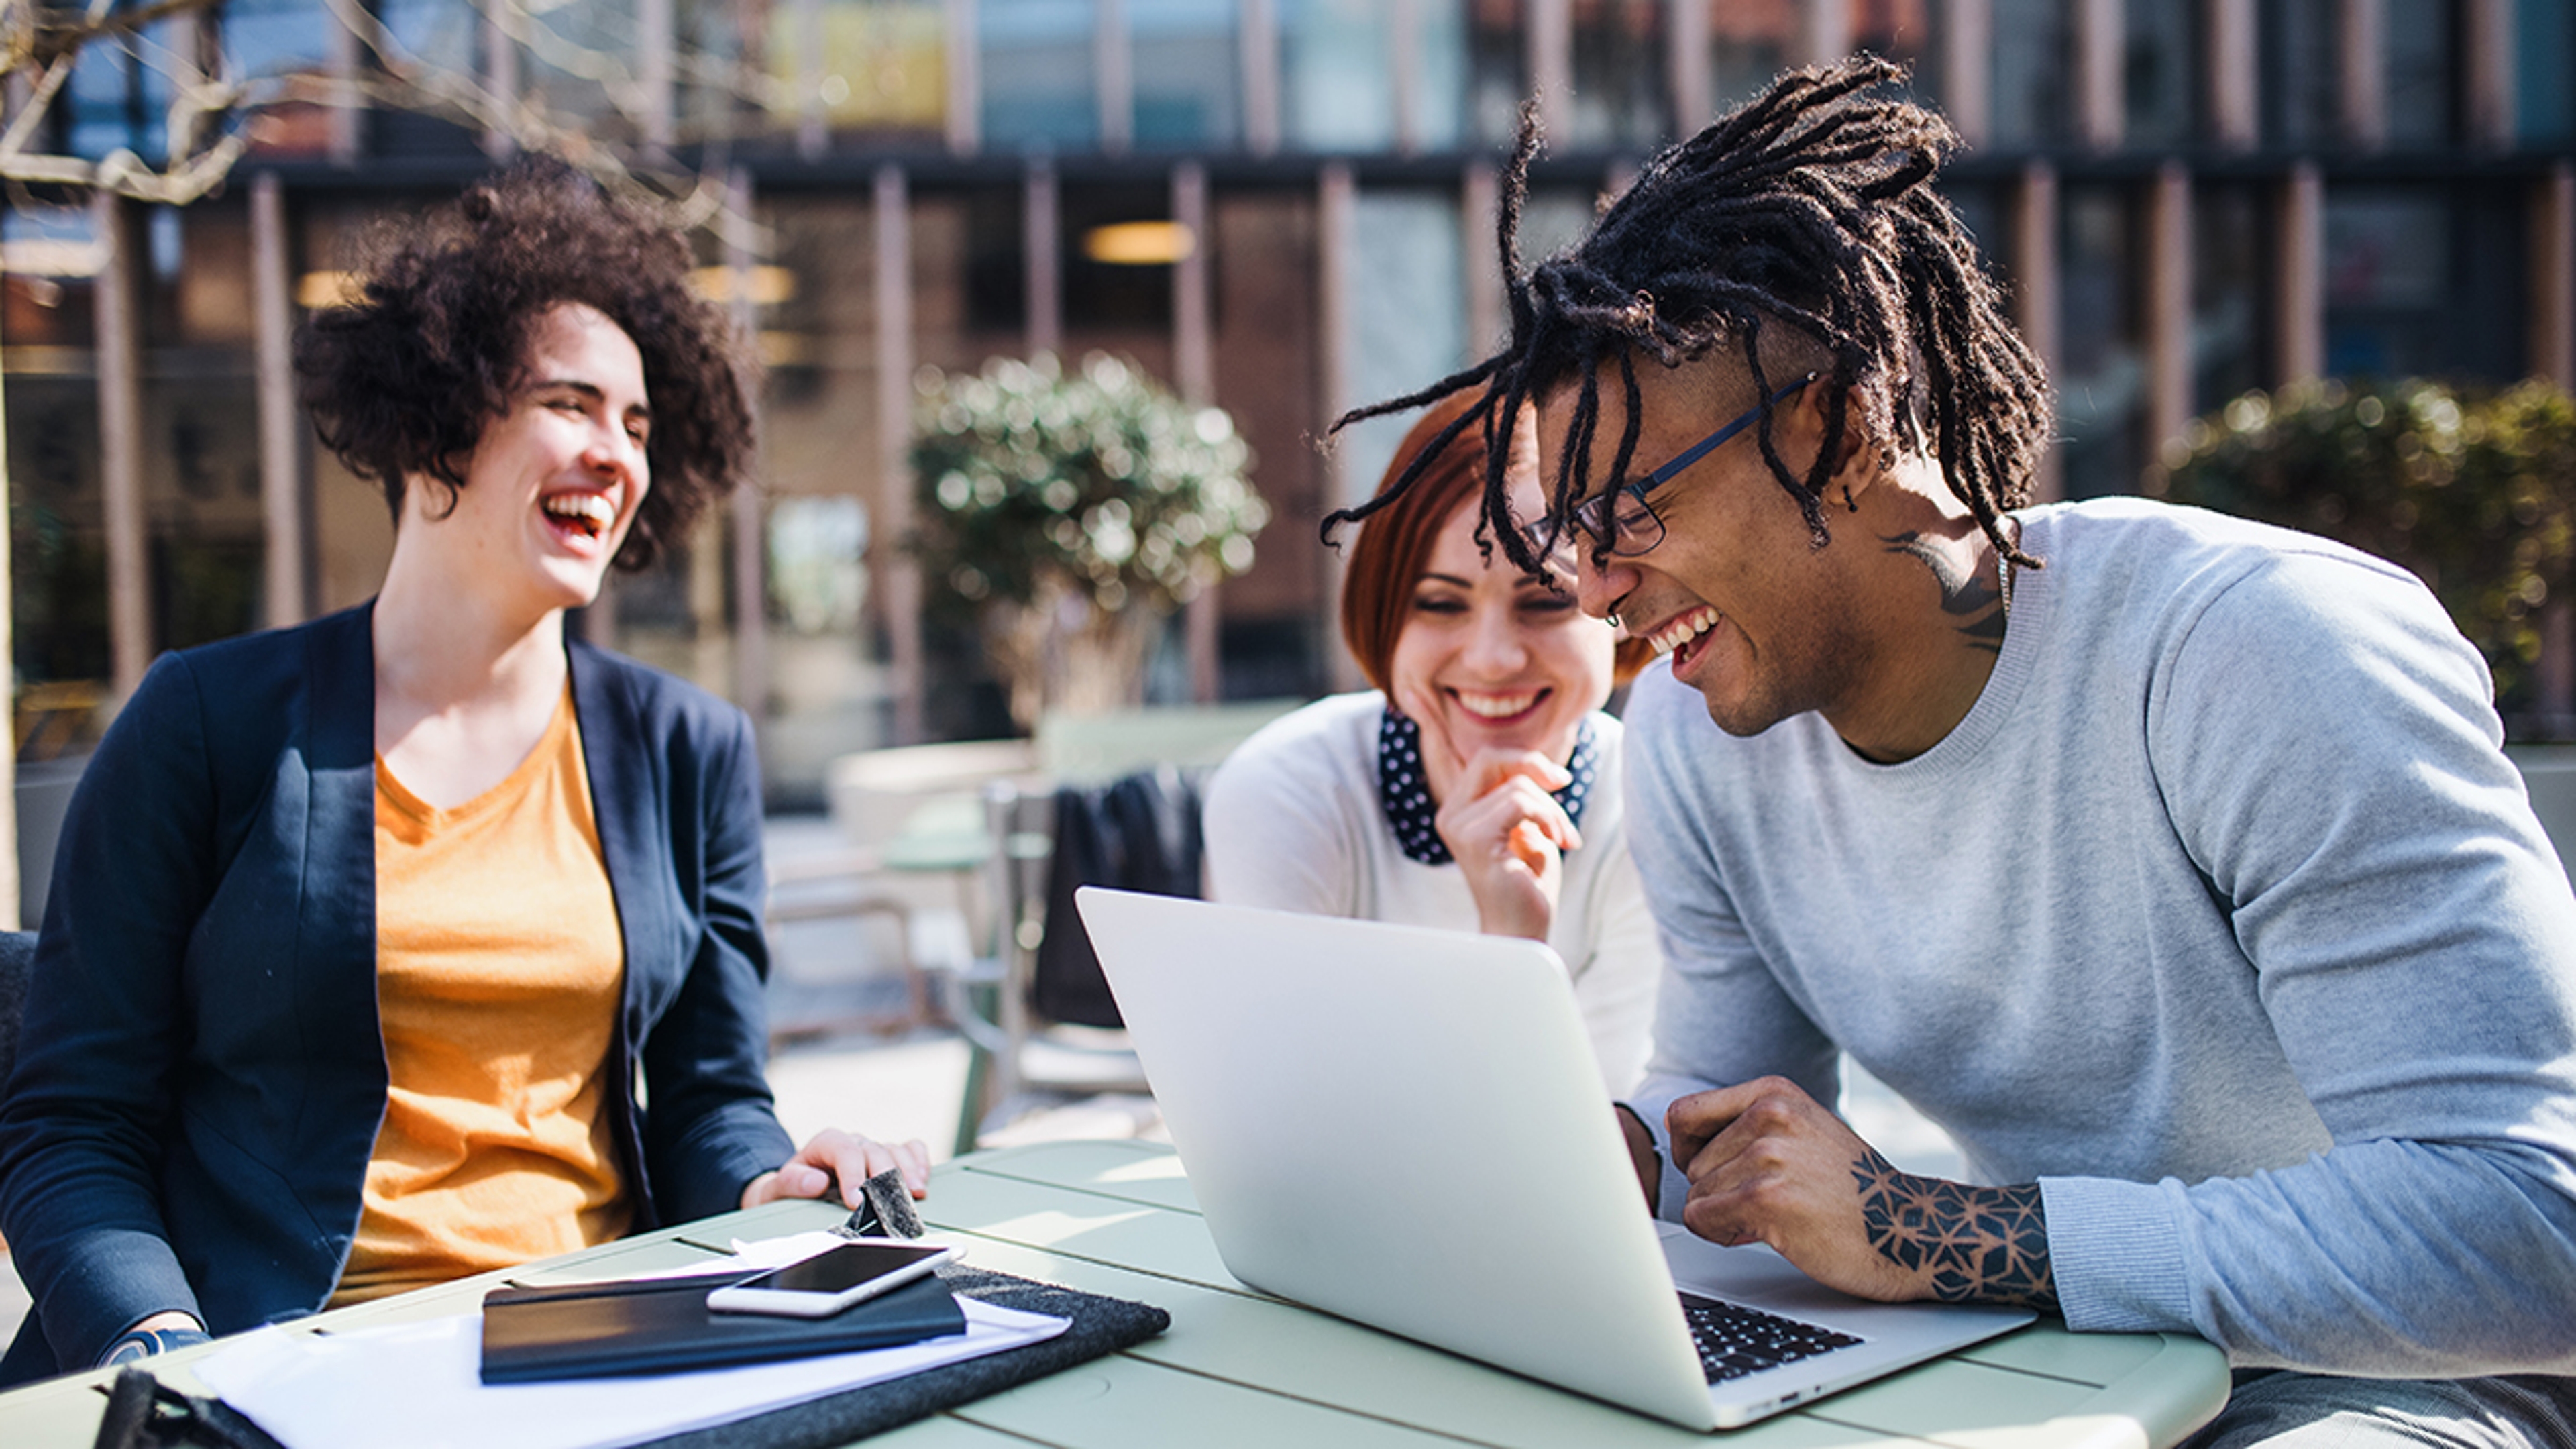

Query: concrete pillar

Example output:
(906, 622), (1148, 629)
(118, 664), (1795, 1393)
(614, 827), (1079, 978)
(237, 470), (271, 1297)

(2535, 164), (2576, 389)
(1174, 161), (1220, 702)
(2012, 162), (2061, 503)
(2276, 163), (2326, 387)
(482, 3), (518, 160)
(2205, 0), (2258, 150)
(1319, 160), (1360, 693)
(1391, 0), (1425, 155)
(1802, 0), (1850, 66)
(1528, 0), (1572, 147)
(1097, 0), (1131, 154)
(945, 0), (980, 155)
(2143, 163), (2194, 488)
(1240, 0), (1280, 155)
(1025, 159), (1061, 359)
(641, 0), (677, 157)
(2339, 0), (2385, 149)
(875, 164), (925, 745)
(1941, 0), (1990, 146)
(252, 173), (306, 630)
(1668, 0), (1709, 136)
(724, 170), (769, 727)
(2463, 0), (2515, 150)
(2073, 0), (2121, 150)
(93, 192), (150, 704)
(327, 0), (364, 165)
(1463, 160), (1506, 357)
(793, 0), (826, 160)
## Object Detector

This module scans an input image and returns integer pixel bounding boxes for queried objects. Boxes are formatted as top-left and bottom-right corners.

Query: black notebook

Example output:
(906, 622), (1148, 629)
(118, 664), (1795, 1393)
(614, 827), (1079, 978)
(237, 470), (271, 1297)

(479, 1270), (968, 1384)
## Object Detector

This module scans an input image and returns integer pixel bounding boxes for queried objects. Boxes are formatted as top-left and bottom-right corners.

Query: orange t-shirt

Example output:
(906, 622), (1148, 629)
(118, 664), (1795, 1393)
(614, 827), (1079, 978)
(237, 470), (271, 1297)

(333, 688), (632, 1306)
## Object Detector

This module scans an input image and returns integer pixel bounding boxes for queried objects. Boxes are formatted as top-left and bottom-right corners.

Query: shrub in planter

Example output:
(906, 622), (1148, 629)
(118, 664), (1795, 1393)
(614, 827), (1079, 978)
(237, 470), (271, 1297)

(2155, 377), (2576, 717)
(911, 352), (1269, 727)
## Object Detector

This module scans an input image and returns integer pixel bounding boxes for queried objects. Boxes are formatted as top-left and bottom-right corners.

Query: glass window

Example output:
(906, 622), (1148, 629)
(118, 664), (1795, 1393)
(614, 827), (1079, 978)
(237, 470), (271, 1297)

(375, 0), (486, 154)
(2517, 0), (2575, 144)
(1854, 0), (1940, 114)
(1281, 0), (1392, 151)
(769, 0), (946, 140)
(2055, 182), (2143, 498)
(1132, 0), (1238, 148)
(1339, 187), (1468, 524)
(1705, 0), (1791, 120)
(2122, 0), (2193, 148)
(519, 0), (645, 149)
(2260, 0), (2338, 147)
(2384, 0), (2457, 148)
(225, 0), (337, 158)
(1063, 182), (1175, 335)
(2324, 185), (2522, 384)
(1567, 0), (1664, 154)
(2188, 182), (2266, 417)
(1456, 0), (1519, 150)
(983, 0), (1099, 150)
(1988, 0), (2068, 147)
(66, 7), (180, 163)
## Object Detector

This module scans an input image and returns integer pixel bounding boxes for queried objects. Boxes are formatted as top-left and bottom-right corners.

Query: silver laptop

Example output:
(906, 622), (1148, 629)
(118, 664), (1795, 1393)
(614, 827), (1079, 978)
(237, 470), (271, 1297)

(1074, 887), (2033, 1432)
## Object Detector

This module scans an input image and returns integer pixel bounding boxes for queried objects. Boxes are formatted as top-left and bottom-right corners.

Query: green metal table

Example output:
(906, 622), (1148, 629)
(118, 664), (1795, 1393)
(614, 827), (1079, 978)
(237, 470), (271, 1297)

(0, 1139), (2230, 1447)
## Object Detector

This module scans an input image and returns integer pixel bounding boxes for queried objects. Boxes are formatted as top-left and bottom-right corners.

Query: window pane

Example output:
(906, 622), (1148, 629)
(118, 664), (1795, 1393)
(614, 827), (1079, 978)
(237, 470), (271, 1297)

(2261, 0), (2337, 146)
(2057, 182), (2142, 498)
(983, 0), (1098, 150)
(2516, 0), (2575, 143)
(1568, 0), (1665, 154)
(1281, 0), (1393, 150)
(2122, 0), (2193, 148)
(1989, 0), (2068, 146)
(2324, 186), (2522, 383)
(2189, 182), (2265, 416)
(2384, 0), (2456, 148)
(227, 0), (339, 158)
(520, 0), (644, 148)
(784, 0), (947, 140)
(1132, 0), (1239, 148)
(1705, 0), (1792, 119)
(1340, 189), (1468, 511)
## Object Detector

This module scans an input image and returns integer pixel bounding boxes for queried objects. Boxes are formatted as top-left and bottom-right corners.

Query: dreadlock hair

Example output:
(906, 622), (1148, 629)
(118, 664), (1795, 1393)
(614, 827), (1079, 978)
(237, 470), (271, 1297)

(1320, 56), (2052, 581)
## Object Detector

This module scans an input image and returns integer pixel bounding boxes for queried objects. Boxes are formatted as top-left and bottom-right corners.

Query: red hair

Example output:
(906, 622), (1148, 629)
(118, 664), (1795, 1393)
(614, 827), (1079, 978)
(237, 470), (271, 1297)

(1339, 395), (1650, 694)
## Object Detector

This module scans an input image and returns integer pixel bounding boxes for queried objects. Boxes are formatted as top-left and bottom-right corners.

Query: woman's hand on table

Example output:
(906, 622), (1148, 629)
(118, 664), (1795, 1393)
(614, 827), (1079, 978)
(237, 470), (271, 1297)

(740, 1128), (932, 1210)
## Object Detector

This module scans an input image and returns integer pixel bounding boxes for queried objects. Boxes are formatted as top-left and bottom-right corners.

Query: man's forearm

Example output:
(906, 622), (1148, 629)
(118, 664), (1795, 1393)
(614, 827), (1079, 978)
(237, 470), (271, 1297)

(1852, 1148), (2058, 1311)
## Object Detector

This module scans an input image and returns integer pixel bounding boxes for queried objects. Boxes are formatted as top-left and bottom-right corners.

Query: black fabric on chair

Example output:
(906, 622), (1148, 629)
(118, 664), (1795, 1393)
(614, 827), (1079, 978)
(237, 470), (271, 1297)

(0, 928), (36, 1097)
(1034, 765), (1206, 1030)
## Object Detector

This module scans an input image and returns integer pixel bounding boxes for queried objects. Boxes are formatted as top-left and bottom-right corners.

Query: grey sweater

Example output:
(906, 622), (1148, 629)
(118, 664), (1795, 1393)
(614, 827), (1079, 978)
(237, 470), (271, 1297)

(1623, 498), (2576, 1376)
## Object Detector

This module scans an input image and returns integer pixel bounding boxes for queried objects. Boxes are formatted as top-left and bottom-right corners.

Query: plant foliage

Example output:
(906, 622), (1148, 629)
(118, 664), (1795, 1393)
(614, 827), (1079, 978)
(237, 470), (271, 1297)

(911, 352), (1268, 618)
(2157, 377), (2576, 715)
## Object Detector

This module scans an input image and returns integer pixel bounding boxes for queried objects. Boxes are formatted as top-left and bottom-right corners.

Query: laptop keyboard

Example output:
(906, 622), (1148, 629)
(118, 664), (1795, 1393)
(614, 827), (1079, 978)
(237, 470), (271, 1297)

(1678, 1293), (1864, 1384)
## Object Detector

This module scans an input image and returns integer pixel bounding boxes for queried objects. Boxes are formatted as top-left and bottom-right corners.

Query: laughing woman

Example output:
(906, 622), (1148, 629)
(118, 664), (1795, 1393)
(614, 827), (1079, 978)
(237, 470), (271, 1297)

(1201, 394), (1661, 1093)
(0, 162), (924, 1382)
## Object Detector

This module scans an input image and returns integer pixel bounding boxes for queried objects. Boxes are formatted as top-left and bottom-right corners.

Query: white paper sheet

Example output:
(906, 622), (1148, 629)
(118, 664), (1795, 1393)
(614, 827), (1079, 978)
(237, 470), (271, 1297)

(195, 1258), (1068, 1449)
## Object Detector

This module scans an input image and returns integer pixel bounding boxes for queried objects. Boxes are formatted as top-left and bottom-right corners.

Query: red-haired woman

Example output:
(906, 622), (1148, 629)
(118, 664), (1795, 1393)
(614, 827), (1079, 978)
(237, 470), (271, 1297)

(1202, 394), (1660, 1093)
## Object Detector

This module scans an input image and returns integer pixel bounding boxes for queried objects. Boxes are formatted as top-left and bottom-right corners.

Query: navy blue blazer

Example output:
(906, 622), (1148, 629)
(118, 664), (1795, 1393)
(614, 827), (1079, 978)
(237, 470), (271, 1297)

(0, 605), (796, 1381)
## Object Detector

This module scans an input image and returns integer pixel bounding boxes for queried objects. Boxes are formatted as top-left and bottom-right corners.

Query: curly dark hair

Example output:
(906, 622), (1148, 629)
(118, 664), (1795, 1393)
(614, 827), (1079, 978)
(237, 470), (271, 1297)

(293, 156), (757, 571)
(1323, 58), (2052, 580)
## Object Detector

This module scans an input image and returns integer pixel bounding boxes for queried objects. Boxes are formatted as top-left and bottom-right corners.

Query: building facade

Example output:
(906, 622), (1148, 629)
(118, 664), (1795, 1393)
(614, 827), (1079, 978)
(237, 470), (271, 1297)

(8, 0), (2576, 803)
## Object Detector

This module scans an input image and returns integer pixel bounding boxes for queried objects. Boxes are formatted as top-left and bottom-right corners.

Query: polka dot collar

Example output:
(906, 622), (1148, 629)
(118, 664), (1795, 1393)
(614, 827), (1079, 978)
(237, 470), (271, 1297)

(1377, 706), (1599, 867)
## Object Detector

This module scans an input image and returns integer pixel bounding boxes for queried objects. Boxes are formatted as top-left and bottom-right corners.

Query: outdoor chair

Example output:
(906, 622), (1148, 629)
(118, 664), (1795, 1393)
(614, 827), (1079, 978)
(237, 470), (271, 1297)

(937, 700), (1300, 1152)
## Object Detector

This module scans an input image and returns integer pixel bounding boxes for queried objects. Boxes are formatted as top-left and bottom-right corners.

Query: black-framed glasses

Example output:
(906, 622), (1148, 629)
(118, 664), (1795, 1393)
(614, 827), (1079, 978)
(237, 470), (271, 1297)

(1538, 373), (1817, 559)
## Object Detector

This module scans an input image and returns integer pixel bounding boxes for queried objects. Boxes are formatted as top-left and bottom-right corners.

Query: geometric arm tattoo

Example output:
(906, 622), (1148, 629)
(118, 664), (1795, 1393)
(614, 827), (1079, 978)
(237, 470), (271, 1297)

(1851, 1148), (2059, 1310)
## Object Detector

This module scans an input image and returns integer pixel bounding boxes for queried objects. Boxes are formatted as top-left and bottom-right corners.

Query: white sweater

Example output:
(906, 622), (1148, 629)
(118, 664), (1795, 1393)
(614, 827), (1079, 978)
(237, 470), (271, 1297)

(1201, 692), (1661, 1095)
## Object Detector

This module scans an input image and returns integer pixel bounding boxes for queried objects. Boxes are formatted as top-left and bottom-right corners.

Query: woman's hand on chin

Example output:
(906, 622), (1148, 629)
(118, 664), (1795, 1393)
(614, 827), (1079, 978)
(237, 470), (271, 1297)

(1435, 746), (1579, 943)
(740, 1128), (933, 1210)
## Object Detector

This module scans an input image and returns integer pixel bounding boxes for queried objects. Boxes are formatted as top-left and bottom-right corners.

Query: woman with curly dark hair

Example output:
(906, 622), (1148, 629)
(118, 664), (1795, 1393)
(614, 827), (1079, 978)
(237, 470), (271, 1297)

(0, 160), (925, 1383)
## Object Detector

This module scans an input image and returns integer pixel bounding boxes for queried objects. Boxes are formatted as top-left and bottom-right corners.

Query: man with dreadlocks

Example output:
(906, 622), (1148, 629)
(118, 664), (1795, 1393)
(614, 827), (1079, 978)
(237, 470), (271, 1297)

(1332, 59), (2576, 1446)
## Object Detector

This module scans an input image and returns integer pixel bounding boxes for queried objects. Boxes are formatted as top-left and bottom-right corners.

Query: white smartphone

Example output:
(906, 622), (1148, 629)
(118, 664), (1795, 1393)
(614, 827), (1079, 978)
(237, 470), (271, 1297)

(704, 1240), (961, 1318)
